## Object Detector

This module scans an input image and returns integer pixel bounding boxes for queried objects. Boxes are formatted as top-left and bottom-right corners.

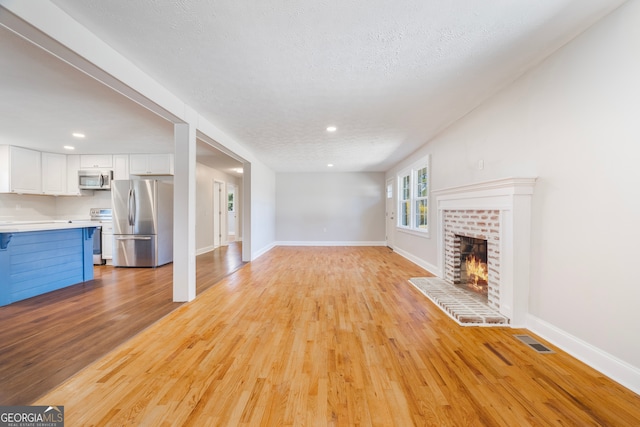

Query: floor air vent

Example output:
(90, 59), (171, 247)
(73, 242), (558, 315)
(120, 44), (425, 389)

(514, 335), (555, 354)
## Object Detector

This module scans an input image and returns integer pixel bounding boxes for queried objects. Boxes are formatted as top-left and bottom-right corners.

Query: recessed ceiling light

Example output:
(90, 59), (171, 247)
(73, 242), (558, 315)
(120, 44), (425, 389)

(72, 132), (85, 138)
(235, 168), (243, 174)
(63, 145), (75, 150)
(327, 164), (334, 168)
(326, 126), (337, 132)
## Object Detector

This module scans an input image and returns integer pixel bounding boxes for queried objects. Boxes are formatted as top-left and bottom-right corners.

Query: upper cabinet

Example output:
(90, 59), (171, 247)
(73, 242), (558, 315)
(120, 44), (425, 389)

(113, 154), (129, 180)
(41, 152), (66, 195)
(0, 145), (42, 194)
(0, 147), (175, 196)
(129, 154), (174, 175)
(80, 154), (113, 169)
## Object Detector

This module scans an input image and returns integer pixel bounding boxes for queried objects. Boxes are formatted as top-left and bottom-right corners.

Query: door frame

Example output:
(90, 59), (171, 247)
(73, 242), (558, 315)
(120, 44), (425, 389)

(385, 177), (395, 249)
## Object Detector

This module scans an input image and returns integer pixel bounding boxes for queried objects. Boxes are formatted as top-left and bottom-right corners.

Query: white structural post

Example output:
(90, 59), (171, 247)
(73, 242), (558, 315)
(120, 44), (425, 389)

(173, 118), (197, 302)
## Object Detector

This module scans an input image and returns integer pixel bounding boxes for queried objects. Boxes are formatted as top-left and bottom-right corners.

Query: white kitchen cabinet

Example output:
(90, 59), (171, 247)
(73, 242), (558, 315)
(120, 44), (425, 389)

(0, 145), (42, 194)
(113, 154), (129, 180)
(41, 152), (66, 195)
(80, 154), (113, 169)
(129, 153), (174, 175)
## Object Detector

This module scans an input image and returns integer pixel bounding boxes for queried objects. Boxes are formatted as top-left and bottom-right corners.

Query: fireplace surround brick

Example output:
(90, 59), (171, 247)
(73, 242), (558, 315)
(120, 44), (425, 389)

(443, 209), (501, 310)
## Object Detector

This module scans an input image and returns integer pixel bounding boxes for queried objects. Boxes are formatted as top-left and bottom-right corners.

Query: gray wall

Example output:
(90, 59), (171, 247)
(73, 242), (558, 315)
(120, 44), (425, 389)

(276, 172), (385, 244)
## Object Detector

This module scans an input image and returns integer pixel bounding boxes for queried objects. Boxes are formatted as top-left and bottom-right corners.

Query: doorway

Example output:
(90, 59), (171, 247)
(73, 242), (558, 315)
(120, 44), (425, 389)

(227, 184), (237, 241)
(386, 178), (395, 249)
(213, 180), (225, 248)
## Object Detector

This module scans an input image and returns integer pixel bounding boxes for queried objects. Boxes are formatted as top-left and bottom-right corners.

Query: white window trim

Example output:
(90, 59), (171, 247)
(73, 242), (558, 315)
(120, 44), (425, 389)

(398, 172), (411, 228)
(396, 154), (431, 238)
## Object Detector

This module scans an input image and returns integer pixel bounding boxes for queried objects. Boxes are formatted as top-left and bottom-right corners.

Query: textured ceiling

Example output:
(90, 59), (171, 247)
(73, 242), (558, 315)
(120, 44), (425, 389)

(3, 0), (627, 173)
(0, 25), (173, 154)
(0, 24), (243, 176)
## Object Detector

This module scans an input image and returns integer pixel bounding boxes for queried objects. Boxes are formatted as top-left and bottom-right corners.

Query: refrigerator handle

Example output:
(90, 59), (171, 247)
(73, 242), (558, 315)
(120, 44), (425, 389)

(128, 188), (134, 226)
(131, 188), (137, 226)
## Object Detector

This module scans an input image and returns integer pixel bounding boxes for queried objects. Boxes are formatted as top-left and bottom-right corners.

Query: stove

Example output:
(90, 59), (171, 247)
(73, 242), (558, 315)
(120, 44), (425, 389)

(90, 208), (112, 222)
(90, 208), (112, 265)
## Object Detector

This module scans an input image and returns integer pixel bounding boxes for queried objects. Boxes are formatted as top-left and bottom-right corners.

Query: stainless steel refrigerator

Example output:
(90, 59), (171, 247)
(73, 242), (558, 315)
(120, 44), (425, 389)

(111, 179), (173, 267)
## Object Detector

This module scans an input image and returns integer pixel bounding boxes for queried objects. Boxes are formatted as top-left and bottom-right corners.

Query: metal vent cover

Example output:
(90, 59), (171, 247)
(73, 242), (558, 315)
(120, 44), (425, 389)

(514, 335), (555, 354)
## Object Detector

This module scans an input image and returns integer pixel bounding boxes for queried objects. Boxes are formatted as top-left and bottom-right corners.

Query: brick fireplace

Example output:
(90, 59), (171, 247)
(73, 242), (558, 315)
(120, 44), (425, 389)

(444, 211), (499, 307)
(433, 177), (536, 327)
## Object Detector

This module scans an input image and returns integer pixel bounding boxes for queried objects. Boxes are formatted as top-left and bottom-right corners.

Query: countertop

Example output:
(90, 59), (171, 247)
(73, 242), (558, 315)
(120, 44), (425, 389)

(0, 220), (99, 233)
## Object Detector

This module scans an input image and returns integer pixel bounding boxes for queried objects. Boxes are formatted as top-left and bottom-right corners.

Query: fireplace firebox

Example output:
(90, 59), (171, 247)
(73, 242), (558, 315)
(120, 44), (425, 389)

(457, 235), (489, 297)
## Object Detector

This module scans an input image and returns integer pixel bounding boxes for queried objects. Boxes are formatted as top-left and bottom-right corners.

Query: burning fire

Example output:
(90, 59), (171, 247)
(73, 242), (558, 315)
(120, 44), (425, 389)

(465, 254), (488, 291)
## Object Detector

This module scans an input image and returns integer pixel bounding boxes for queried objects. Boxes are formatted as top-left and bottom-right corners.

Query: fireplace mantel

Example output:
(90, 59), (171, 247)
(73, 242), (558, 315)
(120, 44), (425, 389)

(433, 177), (536, 327)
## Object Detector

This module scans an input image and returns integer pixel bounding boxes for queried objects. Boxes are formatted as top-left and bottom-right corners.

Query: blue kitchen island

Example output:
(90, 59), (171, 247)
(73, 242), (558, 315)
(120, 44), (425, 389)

(0, 222), (96, 306)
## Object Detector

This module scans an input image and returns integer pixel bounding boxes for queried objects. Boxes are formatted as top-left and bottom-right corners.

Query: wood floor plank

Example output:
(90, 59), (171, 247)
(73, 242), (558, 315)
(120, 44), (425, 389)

(0, 242), (244, 405)
(23, 246), (640, 425)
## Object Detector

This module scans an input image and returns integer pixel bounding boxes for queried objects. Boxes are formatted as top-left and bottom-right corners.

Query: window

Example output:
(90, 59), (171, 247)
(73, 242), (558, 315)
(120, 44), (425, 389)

(415, 166), (428, 229)
(400, 173), (410, 227)
(397, 155), (430, 234)
(228, 192), (234, 212)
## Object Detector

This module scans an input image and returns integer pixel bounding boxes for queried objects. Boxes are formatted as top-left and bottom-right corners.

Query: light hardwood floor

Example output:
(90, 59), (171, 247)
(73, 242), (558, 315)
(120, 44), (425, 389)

(34, 246), (640, 426)
(0, 242), (244, 405)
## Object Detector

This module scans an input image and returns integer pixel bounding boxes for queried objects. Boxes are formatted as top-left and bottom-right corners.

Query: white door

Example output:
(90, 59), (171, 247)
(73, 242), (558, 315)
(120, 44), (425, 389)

(213, 181), (223, 248)
(227, 184), (237, 239)
(386, 178), (395, 249)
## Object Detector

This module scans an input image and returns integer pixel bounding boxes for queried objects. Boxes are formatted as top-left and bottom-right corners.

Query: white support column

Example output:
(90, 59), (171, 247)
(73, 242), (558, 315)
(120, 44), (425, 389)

(173, 117), (197, 302)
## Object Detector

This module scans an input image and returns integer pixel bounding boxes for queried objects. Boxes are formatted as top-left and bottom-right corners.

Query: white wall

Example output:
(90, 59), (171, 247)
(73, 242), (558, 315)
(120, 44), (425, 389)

(276, 172), (386, 244)
(249, 161), (276, 258)
(387, 1), (640, 389)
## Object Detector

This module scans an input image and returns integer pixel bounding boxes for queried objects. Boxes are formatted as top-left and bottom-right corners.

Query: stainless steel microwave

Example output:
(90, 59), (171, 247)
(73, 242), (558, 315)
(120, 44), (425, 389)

(78, 170), (113, 190)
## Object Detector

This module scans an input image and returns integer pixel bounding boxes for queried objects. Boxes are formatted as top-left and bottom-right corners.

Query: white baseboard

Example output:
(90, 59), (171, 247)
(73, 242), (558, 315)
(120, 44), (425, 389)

(392, 246), (440, 277)
(252, 242), (277, 260)
(527, 314), (640, 395)
(276, 241), (387, 247)
(196, 245), (215, 256)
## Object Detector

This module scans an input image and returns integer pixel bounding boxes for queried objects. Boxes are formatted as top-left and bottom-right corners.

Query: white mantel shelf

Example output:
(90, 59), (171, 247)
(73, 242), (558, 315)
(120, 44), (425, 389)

(434, 177), (537, 327)
(432, 177), (537, 198)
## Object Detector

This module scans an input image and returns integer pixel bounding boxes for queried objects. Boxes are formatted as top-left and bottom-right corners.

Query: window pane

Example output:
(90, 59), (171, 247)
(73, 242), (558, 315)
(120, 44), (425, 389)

(402, 175), (410, 200)
(415, 200), (428, 229)
(416, 166), (427, 198)
(401, 201), (410, 226)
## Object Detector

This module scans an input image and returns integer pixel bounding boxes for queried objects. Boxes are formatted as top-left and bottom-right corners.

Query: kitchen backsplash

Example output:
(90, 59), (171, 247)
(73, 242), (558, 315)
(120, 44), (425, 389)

(0, 191), (112, 221)
(0, 193), (57, 221)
